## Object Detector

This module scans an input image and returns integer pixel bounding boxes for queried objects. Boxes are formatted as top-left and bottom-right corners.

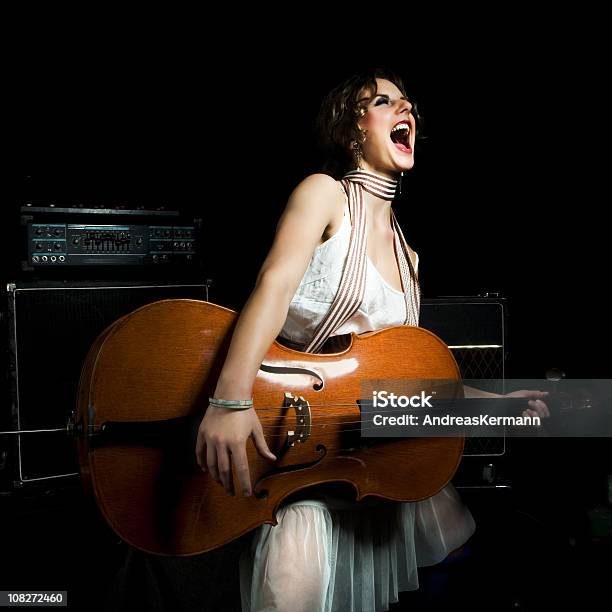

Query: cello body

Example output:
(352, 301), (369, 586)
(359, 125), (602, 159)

(76, 299), (464, 555)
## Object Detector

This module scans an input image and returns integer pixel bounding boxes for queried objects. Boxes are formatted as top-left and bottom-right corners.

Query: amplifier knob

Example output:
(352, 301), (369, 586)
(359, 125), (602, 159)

(59, 256), (66, 262)
(41, 256), (48, 262)
(50, 256), (57, 262)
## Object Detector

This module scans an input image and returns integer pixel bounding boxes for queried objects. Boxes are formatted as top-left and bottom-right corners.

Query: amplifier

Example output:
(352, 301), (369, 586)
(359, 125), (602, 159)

(1, 280), (211, 491)
(420, 296), (510, 488)
(420, 296), (507, 380)
(20, 205), (201, 270)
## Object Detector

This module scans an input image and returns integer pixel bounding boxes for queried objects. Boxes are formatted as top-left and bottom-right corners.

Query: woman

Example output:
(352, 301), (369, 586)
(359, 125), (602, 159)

(196, 69), (548, 612)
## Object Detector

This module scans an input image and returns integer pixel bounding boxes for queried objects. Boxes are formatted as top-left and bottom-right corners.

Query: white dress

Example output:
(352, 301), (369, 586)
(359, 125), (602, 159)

(240, 200), (476, 612)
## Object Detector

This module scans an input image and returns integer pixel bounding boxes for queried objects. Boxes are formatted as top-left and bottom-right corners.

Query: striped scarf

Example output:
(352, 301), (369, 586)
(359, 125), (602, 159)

(304, 170), (420, 354)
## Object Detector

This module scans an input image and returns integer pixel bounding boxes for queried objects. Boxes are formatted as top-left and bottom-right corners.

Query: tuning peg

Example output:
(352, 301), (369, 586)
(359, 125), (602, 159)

(546, 368), (566, 382)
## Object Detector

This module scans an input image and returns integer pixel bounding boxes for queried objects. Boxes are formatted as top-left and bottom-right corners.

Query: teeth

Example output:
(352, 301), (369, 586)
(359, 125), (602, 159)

(391, 123), (410, 133)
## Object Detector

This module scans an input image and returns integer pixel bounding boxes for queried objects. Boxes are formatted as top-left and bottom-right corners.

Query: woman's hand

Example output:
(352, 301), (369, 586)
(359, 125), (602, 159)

(195, 405), (276, 497)
(504, 389), (550, 419)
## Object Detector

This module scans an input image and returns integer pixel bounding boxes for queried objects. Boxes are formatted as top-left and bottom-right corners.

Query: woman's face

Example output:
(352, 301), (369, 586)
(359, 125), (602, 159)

(356, 78), (415, 177)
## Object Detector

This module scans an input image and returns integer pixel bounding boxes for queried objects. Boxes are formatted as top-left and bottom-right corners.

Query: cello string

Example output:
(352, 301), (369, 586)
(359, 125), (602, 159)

(255, 426), (468, 438)
(217, 398), (469, 412)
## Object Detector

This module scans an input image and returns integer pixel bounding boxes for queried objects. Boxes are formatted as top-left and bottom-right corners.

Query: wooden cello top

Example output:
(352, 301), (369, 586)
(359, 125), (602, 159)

(77, 299), (464, 555)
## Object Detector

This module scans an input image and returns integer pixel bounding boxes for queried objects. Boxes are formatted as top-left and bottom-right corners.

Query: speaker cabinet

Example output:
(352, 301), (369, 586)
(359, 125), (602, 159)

(420, 296), (507, 380)
(420, 296), (510, 488)
(1, 280), (210, 490)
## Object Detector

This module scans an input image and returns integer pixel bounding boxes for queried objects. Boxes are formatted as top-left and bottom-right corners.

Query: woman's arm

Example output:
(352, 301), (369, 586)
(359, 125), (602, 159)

(195, 174), (344, 497)
(463, 384), (549, 418)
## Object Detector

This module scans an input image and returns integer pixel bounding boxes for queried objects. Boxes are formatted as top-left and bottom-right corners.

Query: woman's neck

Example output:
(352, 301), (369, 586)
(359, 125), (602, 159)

(359, 163), (400, 182)
(342, 168), (400, 225)
(362, 191), (392, 226)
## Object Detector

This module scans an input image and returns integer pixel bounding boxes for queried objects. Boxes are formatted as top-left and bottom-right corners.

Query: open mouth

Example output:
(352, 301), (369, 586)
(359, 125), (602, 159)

(390, 122), (412, 152)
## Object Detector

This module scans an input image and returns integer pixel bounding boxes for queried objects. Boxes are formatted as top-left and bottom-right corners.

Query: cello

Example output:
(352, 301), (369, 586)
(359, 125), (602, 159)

(75, 299), (465, 556)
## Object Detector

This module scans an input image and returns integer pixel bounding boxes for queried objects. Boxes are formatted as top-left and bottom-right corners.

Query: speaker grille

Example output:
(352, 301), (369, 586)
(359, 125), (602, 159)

(450, 347), (504, 380)
(420, 298), (507, 458)
(4, 281), (210, 486)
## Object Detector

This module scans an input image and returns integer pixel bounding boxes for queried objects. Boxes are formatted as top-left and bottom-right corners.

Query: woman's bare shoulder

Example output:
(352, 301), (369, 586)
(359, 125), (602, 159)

(292, 173), (343, 198)
(286, 173), (345, 219)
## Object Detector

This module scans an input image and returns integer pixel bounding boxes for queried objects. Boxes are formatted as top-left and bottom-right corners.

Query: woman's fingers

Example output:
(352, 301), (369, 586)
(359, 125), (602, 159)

(197, 408), (277, 497)
(230, 442), (253, 497)
(523, 403), (549, 420)
(528, 399), (550, 418)
(252, 417), (277, 461)
(508, 390), (550, 419)
(207, 443), (221, 484)
(216, 445), (234, 495)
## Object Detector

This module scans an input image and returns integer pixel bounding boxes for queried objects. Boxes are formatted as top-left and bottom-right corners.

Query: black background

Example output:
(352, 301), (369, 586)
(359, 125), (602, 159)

(4, 27), (608, 379)
(1, 15), (611, 610)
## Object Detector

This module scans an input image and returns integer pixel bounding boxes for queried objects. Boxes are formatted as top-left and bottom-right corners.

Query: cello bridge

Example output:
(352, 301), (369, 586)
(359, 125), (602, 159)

(283, 392), (311, 448)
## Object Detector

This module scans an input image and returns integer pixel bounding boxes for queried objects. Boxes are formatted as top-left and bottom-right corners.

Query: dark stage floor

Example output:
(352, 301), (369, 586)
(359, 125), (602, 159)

(2, 476), (610, 612)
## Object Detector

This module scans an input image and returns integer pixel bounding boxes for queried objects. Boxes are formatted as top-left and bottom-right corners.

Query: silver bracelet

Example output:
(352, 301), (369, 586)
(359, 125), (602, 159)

(208, 397), (253, 410)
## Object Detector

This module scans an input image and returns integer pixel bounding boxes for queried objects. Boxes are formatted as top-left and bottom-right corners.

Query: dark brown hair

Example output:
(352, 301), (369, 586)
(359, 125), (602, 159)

(316, 68), (423, 178)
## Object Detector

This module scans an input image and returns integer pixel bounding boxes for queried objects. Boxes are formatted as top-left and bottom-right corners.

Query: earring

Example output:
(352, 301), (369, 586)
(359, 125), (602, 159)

(352, 127), (367, 169)
(352, 141), (362, 169)
(398, 171), (404, 196)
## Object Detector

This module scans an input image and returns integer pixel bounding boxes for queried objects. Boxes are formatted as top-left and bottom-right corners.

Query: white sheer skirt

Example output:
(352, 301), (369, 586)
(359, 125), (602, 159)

(239, 484), (476, 612)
